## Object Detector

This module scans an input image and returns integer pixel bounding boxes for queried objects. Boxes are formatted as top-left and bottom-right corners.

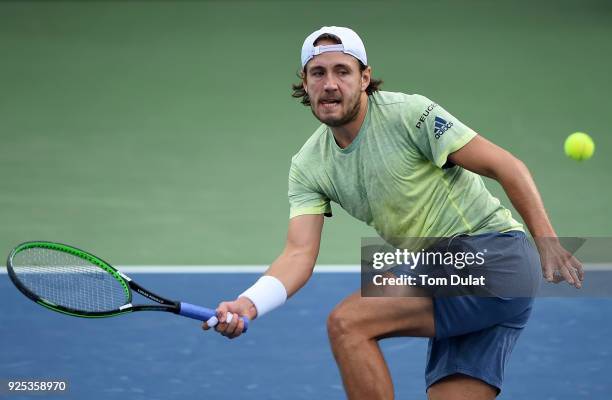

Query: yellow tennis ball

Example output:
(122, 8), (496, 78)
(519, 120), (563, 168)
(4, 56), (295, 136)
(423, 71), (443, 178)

(564, 132), (594, 161)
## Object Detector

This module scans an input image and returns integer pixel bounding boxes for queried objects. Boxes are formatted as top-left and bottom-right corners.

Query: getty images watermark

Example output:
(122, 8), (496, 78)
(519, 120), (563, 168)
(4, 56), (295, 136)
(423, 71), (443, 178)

(361, 236), (612, 297)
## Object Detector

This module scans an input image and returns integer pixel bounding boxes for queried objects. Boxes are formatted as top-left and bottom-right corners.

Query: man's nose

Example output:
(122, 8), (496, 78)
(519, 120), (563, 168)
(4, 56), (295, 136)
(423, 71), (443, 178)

(323, 74), (339, 91)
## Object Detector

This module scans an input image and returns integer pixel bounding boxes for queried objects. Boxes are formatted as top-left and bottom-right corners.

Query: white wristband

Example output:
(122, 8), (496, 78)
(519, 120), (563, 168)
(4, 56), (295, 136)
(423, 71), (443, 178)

(239, 275), (287, 318)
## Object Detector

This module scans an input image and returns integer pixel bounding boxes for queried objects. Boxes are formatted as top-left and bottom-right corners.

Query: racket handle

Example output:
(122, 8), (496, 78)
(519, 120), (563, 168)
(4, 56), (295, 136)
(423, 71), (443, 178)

(178, 302), (249, 333)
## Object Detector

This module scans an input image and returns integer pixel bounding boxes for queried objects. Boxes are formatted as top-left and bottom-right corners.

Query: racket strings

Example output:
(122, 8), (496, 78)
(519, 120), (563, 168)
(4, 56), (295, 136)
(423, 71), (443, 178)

(11, 247), (129, 313)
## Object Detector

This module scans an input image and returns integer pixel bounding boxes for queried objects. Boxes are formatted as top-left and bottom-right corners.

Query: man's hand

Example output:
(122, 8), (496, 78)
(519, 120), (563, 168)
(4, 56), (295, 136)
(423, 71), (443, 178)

(202, 297), (257, 339)
(535, 237), (584, 288)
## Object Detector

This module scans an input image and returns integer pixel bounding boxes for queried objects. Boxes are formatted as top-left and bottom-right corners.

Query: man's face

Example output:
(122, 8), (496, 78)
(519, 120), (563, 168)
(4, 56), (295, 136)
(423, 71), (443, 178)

(303, 43), (370, 127)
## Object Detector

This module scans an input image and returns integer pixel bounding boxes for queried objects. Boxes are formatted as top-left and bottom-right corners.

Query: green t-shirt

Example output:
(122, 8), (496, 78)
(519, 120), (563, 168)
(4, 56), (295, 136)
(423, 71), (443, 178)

(288, 91), (523, 244)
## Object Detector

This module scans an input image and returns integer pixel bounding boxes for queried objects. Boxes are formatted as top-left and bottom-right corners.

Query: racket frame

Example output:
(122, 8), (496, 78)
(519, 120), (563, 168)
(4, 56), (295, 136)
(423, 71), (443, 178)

(7, 241), (182, 318)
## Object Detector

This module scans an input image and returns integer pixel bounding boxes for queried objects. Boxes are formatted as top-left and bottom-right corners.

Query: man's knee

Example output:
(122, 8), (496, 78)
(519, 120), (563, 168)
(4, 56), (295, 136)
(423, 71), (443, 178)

(326, 303), (356, 340)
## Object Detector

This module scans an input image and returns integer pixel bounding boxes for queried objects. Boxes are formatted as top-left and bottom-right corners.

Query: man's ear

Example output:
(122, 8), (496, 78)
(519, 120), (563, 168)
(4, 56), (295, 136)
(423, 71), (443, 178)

(361, 66), (372, 91)
(302, 72), (308, 93)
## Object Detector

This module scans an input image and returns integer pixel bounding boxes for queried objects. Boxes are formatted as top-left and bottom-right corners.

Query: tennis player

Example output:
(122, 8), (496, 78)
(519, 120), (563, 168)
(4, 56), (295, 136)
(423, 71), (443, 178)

(203, 26), (583, 399)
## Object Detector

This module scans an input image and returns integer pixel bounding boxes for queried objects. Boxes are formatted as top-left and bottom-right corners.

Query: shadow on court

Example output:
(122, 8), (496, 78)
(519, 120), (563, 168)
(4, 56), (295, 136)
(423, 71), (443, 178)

(1, 273), (610, 399)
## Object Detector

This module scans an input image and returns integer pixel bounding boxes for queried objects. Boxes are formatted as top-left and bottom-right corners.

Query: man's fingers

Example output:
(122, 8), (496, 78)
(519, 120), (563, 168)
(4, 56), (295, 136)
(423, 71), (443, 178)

(216, 309), (229, 324)
(562, 254), (583, 285)
(204, 301), (247, 338)
(560, 254), (581, 288)
(542, 264), (554, 282)
(571, 257), (585, 281)
(224, 317), (245, 339)
(577, 265), (585, 281)
(551, 262), (582, 288)
(549, 263), (571, 284)
(202, 316), (218, 331)
(565, 266), (580, 288)
(552, 272), (564, 283)
(217, 302), (230, 314)
(214, 313), (244, 339)
(540, 241), (585, 289)
(559, 264), (575, 285)
(565, 264), (581, 288)
(214, 310), (228, 332)
(207, 316), (219, 328)
(225, 313), (239, 336)
(231, 318), (245, 339)
(214, 311), (236, 334)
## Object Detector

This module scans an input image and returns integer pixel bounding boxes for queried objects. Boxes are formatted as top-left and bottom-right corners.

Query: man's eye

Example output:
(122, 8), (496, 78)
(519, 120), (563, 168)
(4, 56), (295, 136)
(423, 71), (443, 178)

(338, 70), (348, 75)
(312, 71), (323, 77)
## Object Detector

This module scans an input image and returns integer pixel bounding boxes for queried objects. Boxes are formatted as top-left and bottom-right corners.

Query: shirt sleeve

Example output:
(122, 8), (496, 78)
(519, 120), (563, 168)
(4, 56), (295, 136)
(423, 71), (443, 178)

(288, 158), (332, 219)
(407, 95), (477, 168)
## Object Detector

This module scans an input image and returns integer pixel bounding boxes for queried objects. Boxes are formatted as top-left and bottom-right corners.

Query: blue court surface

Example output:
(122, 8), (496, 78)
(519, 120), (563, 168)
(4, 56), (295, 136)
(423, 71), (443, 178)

(1, 272), (611, 399)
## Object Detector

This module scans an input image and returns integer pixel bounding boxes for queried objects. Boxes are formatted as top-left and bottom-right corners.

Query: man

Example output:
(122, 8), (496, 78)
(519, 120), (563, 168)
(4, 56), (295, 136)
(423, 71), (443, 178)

(203, 26), (583, 399)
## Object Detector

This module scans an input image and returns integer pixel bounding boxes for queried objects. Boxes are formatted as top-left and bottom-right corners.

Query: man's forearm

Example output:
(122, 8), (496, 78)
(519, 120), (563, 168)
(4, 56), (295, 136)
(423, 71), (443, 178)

(236, 251), (316, 320)
(265, 250), (317, 298)
(494, 157), (556, 238)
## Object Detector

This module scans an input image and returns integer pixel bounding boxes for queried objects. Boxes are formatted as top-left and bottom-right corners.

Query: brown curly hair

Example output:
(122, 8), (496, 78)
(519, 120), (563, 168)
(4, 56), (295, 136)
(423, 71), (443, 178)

(291, 33), (383, 107)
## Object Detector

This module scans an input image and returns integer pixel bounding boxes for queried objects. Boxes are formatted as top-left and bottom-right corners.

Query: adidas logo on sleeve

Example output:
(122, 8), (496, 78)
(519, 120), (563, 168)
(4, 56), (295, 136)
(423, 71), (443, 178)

(433, 116), (453, 139)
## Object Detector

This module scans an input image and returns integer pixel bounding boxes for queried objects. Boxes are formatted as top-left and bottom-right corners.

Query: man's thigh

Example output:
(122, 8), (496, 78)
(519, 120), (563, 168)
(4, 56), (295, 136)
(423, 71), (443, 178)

(328, 288), (435, 339)
(427, 374), (497, 400)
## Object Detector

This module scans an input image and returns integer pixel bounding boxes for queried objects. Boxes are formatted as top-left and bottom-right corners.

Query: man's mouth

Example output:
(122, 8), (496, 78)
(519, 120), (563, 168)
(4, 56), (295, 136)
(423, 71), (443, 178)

(319, 99), (341, 110)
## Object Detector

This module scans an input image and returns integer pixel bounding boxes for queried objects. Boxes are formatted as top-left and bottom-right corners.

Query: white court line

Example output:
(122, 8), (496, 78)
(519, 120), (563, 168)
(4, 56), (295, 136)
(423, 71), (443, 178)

(1, 264), (611, 273)
(0, 265), (360, 274)
(119, 265), (361, 273)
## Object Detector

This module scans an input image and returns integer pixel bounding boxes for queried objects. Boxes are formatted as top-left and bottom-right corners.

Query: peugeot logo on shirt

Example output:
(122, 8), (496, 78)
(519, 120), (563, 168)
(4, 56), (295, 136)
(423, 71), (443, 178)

(415, 103), (438, 129)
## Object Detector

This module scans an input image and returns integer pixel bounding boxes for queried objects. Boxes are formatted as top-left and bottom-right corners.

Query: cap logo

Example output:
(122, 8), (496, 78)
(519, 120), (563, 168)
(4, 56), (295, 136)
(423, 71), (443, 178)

(313, 44), (345, 56)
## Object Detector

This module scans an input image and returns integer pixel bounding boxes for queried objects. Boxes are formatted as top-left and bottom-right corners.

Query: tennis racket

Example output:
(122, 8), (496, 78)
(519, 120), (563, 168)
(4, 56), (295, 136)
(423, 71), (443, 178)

(6, 241), (248, 331)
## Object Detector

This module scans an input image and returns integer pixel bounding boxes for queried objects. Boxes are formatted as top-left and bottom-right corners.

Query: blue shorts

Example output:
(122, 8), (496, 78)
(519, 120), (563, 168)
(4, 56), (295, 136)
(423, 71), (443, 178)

(392, 231), (541, 393)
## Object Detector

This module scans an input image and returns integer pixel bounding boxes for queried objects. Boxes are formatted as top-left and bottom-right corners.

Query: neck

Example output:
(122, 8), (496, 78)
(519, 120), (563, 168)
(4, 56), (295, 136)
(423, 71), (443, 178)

(330, 93), (369, 149)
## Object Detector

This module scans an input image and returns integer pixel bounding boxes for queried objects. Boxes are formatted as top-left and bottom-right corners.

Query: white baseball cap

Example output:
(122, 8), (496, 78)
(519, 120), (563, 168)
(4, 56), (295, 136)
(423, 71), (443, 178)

(300, 26), (367, 68)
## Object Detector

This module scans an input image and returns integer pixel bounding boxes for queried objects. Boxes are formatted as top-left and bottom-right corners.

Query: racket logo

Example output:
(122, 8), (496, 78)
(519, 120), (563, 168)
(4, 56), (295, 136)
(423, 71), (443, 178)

(135, 287), (163, 303)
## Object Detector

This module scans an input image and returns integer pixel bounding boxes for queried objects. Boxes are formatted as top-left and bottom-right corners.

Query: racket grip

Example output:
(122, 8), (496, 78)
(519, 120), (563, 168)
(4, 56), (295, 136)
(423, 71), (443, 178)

(179, 302), (249, 333)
